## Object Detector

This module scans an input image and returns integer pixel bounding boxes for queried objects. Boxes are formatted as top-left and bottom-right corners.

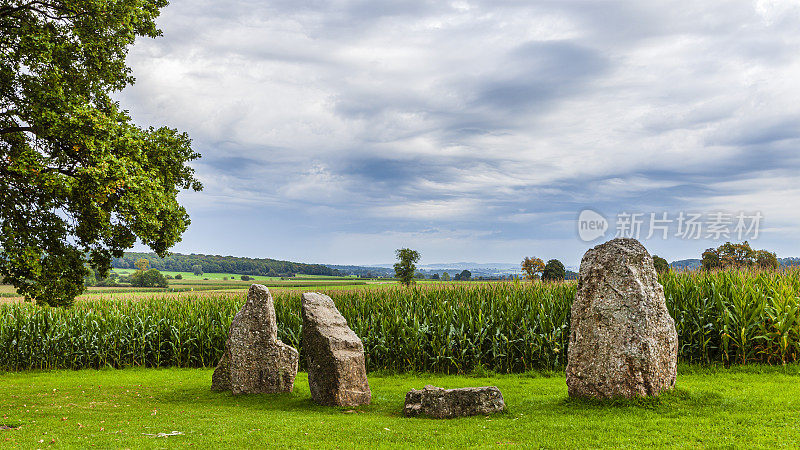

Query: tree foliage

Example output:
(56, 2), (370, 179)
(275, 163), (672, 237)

(129, 268), (166, 288)
(0, 0), (201, 306)
(454, 269), (471, 281)
(521, 257), (545, 282)
(113, 251), (340, 277)
(542, 259), (566, 281)
(652, 255), (670, 274)
(393, 248), (420, 287)
(701, 241), (779, 270)
(134, 258), (149, 272)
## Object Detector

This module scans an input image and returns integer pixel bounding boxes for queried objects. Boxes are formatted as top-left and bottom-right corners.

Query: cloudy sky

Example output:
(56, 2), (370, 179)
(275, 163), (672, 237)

(121, 0), (800, 266)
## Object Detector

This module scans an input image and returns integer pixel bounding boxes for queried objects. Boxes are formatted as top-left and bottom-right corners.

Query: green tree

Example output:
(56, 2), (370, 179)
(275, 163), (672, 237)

(83, 266), (97, 287)
(542, 259), (566, 281)
(393, 248), (420, 287)
(521, 257), (545, 282)
(754, 249), (779, 270)
(192, 265), (203, 276)
(442, 272), (450, 281)
(700, 241), (778, 271)
(652, 255), (670, 274)
(0, 1), (201, 306)
(134, 258), (149, 272)
(454, 269), (471, 281)
(130, 268), (167, 288)
(431, 273), (440, 280)
(701, 248), (722, 271)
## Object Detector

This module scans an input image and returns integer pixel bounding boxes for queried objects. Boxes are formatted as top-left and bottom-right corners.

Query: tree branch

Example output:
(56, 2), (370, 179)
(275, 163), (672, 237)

(0, 126), (33, 134)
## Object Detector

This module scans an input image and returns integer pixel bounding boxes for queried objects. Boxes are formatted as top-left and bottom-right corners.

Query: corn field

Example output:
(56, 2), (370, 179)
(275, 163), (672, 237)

(1, 268), (799, 372)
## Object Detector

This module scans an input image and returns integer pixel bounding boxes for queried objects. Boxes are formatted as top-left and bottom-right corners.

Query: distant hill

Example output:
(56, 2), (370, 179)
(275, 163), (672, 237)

(357, 262), (524, 278)
(325, 264), (395, 278)
(670, 257), (800, 271)
(113, 252), (341, 277)
(566, 270), (579, 280)
(670, 259), (701, 270)
(780, 257), (800, 267)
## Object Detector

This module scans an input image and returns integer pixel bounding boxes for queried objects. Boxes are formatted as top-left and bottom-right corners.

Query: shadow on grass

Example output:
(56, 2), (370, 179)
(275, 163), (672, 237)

(153, 385), (385, 416)
(558, 388), (724, 410)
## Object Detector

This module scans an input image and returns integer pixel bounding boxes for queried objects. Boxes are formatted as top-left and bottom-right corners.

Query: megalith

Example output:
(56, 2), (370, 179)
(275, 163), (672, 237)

(212, 284), (298, 394)
(301, 292), (371, 406)
(566, 238), (678, 398)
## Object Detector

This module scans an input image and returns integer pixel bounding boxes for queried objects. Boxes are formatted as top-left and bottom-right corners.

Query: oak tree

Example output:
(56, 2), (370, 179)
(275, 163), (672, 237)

(0, 1), (201, 306)
(521, 256), (545, 282)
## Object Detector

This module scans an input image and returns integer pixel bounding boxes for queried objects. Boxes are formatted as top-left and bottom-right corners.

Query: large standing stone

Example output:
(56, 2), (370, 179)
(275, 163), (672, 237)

(403, 385), (506, 418)
(566, 238), (678, 398)
(212, 284), (298, 394)
(301, 292), (371, 406)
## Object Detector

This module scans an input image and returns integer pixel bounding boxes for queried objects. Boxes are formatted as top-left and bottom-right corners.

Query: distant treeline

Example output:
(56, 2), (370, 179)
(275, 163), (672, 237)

(112, 253), (341, 277)
(325, 264), (395, 278)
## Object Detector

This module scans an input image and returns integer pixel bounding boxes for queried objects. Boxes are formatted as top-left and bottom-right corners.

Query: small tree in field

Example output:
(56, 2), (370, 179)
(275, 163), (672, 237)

(521, 257), (545, 282)
(701, 241), (779, 271)
(394, 248), (420, 287)
(130, 268), (167, 288)
(442, 272), (450, 281)
(192, 265), (203, 276)
(652, 255), (670, 274)
(542, 259), (566, 281)
(755, 250), (779, 269)
(456, 269), (471, 281)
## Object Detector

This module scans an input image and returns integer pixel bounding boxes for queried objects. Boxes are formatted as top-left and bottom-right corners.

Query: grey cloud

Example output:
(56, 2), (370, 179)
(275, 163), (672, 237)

(118, 0), (800, 263)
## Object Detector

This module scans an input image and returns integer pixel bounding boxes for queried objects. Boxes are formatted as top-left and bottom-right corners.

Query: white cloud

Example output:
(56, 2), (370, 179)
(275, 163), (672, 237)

(116, 0), (800, 262)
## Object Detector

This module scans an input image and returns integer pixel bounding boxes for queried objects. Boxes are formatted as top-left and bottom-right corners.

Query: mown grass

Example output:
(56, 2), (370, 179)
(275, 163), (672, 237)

(1, 365), (799, 448)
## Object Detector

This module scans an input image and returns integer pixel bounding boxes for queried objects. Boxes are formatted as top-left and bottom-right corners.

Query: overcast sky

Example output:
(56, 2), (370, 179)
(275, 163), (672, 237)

(120, 0), (800, 266)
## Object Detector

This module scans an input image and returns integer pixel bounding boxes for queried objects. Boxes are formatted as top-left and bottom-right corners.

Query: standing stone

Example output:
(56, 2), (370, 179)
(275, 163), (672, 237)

(566, 238), (678, 398)
(212, 284), (298, 395)
(403, 385), (506, 418)
(301, 292), (371, 406)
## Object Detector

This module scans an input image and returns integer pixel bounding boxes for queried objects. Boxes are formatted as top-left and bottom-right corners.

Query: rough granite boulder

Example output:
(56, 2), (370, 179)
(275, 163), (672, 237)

(403, 385), (506, 418)
(212, 284), (298, 394)
(566, 238), (678, 398)
(301, 292), (371, 406)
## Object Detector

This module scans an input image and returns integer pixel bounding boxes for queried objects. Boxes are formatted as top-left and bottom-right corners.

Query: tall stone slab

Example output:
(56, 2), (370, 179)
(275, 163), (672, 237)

(301, 292), (371, 406)
(566, 238), (678, 398)
(212, 284), (298, 394)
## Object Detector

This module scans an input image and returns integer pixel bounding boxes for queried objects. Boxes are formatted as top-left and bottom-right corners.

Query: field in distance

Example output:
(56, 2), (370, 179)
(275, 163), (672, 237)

(0, 274), (471, 303)
(111, 269), (364, 282)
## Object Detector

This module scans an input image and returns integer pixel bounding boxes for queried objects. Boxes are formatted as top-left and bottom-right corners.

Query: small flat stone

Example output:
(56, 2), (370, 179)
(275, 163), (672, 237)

(403, 385), (506, 418)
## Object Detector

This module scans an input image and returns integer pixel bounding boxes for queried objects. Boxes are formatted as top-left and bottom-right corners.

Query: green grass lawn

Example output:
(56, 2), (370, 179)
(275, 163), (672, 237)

(2, 366), (799, 448)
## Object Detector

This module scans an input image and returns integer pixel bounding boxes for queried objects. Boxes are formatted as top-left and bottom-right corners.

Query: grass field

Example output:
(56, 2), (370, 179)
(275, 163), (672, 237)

(1, 365), (799, 448)
(0, 275), (404, 303)
(111, 270), (363, 282)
